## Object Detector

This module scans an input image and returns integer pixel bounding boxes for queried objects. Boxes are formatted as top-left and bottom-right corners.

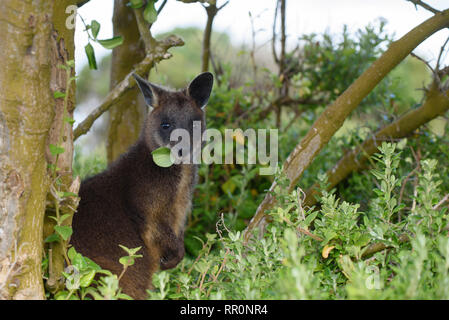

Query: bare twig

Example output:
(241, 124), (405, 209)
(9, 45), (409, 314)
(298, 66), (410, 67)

(133, 6), (157, 51)
(272, 0), (280, 65)
(177, 0), (213, 3)
(157, 0), (168, 14)
(361, 234), (409, 259)
(201, 1), (228, 72)
(201, 3), (218, 72)
(411, 52), (435, 74)
(433, 193), (449, 210)
(398, 167), (418, 221)
(410, 146), (421, 212)
(407, 0), (441, 15)
(436, 36), (449, 72)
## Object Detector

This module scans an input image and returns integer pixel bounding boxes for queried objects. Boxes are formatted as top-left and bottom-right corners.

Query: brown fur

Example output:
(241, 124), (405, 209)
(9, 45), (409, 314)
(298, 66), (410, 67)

(71, 73), (213, 299)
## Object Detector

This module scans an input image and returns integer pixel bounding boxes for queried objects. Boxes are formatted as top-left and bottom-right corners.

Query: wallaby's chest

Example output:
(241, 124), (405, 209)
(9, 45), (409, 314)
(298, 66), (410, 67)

(131, 164), (196, 237)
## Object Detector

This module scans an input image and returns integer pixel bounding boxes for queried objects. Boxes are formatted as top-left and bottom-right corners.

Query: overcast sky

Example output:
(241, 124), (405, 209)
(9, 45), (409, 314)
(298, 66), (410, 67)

(75, 0), (449, 73)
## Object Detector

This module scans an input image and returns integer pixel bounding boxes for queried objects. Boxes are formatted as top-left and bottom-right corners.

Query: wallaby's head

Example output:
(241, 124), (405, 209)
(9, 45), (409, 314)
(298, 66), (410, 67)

(133, 72), (214, 157)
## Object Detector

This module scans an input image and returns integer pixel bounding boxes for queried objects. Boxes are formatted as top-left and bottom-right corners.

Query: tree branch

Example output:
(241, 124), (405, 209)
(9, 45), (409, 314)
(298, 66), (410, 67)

(201, 3), (218, 72)
(201, 1), (228, 72)
(361, 234), (409, 259)
(244, 9), (449, 243)
(407, 0), (441, 15)
(133, 6), (157, 51)
(73, 35), (184, 140)
(272, 0), (280, 65)
(77, 0), (90, 8)
(157, 0), (168, 14)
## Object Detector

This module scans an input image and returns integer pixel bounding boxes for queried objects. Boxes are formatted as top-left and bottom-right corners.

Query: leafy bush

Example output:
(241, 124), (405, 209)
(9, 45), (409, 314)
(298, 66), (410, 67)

(148, 143), (449, 300)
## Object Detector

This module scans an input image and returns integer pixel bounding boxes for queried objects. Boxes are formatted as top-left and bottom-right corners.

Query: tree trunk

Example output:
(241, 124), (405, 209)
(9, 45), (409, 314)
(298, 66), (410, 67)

(43, 0), (78, 294)
(106, 0), (146, 163)
(0, 0), (76, 299)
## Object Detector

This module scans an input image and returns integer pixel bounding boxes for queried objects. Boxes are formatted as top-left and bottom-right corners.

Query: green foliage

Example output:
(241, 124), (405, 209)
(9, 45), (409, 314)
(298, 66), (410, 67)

(70, 20), (447, 300)
(45, 245), (140, 300)
(148, 143), (449, 299)
(298, 22), (391, 102)
(144, 0), (158, 24)
(149, 27), (235, 87)
(73, 145), (107, 179)
(79, 16), (123, 70)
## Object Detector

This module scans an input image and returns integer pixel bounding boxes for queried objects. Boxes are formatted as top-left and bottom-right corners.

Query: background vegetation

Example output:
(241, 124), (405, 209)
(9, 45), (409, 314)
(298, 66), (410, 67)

(69, 1), (449, 299)
(1, 0), (448, 300)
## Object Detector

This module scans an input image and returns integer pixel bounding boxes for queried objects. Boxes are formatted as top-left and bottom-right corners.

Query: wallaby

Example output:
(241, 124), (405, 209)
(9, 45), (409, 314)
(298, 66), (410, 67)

(71, 72), (214, 299)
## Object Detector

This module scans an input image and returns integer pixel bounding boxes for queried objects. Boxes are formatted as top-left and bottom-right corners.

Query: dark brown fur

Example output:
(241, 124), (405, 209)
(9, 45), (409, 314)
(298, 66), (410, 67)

(71, 73), (213, 299)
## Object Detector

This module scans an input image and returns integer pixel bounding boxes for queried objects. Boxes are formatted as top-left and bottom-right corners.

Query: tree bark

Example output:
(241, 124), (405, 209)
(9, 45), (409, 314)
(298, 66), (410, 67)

(106, 0), (146, 163)
(0, 0), (77, 299)
(43, 0), (78, 294)
(244, 9), (449, 242)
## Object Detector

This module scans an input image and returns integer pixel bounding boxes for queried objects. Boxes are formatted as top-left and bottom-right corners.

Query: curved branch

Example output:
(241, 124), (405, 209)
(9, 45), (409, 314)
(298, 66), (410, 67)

(407, 0), (441, 14)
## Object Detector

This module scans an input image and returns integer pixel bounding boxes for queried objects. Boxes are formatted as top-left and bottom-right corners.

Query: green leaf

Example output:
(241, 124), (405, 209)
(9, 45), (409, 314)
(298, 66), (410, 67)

(85, 43), (97, 70)
(119, 256), (135, 266)
(53, 91), (66, 99)
(151, 147), (174, 168)
(71, 253), (87, 271)
(221, 179), (236, 195)
(91, 20), (101, 39)
(44, 233), (60, 243)
(49, 144), (65, 156)
(54, 225), (73, 241)
(84, 257), (102, 271)
(62, 191), (78, 198)
(116, 293), (133, 300)
(80, 270), (96, 288)
(304, 211), (318, 227)
(97, 36), (124, 49)
(68, 247), (77, 260)
(144, 0), (158, 24)
(64, 117), (76, 125)
(54, 291), (78, 300)
(59, 213), (72, 224)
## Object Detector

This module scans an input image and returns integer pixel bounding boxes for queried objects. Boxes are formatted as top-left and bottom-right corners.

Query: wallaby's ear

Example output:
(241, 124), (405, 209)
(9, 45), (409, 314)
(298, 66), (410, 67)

(133, 73), (163, 109)
(187, 72), (214, 109)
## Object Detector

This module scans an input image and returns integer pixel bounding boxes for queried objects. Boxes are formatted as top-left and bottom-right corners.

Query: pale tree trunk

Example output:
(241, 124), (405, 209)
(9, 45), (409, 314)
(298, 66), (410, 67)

(0, 0), (76, 299)
(43, 1), (78, 294)
(106, 0), (146, 163)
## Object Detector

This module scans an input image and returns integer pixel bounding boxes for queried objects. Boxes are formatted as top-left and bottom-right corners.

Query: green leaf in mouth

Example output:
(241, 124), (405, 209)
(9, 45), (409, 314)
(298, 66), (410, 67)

(151, 146), (175, 168)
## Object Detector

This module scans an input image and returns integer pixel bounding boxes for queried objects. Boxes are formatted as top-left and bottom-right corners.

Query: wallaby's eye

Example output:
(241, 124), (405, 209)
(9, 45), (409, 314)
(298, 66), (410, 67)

(161, 123), (171, 130)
